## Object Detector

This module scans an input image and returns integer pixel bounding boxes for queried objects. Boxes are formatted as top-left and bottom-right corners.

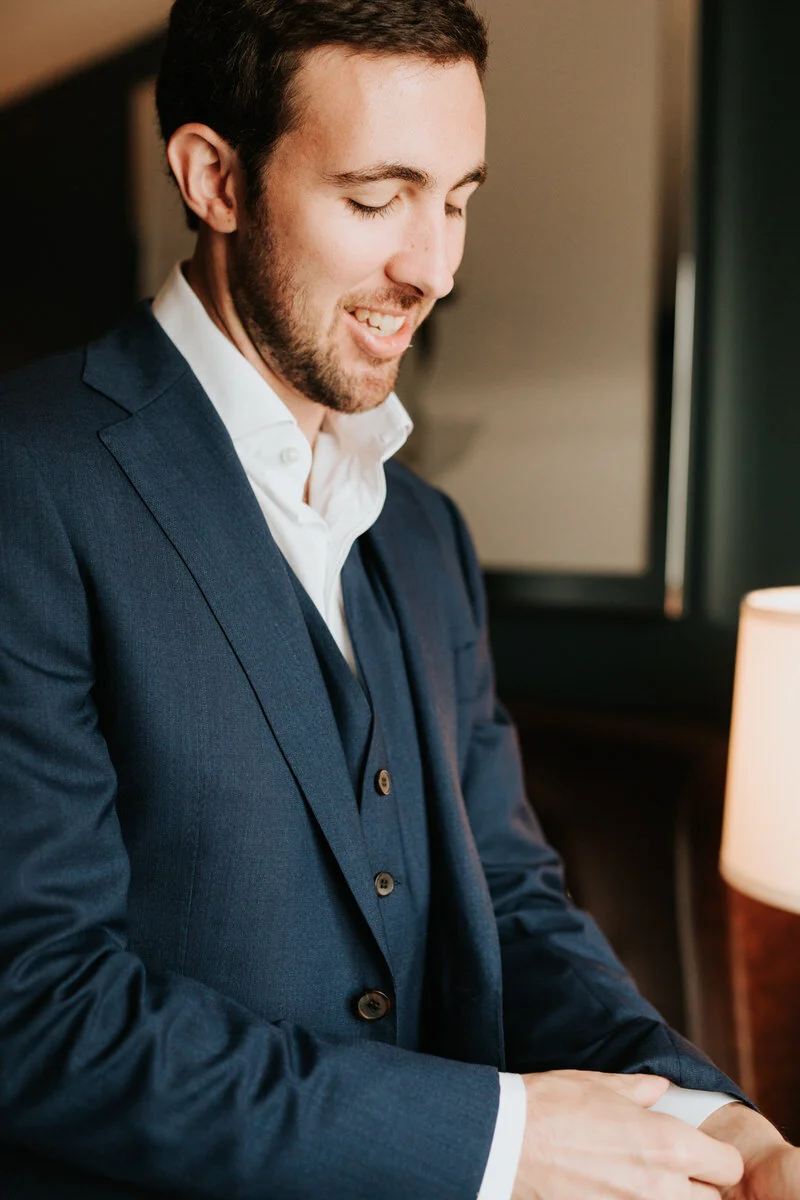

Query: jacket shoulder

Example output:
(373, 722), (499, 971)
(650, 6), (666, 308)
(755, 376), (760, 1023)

(0, 345), (125, 446)
(385, 459), (475, 557)
(385, 458), (462, 539)
(383, 457), (484, 621)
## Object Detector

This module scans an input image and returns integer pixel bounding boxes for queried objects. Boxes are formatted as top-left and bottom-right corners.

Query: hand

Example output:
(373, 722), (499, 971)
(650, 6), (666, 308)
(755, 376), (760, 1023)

(742, 1144), (800, 1200)
(701, 1102), (799, 1200)
(511, 1069), (745, 1200)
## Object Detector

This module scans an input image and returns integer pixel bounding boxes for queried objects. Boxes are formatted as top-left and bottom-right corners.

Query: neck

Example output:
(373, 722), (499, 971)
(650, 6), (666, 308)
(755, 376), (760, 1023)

(184, 230), (327, 447)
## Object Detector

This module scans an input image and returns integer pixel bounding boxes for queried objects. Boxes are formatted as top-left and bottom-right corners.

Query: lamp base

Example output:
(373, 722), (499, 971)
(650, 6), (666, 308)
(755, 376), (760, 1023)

(728, 883), (800, 1142)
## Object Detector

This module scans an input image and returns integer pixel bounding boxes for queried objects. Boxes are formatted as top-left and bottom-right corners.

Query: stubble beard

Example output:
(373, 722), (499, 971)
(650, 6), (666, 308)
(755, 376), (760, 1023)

(229, 203), (403, 415)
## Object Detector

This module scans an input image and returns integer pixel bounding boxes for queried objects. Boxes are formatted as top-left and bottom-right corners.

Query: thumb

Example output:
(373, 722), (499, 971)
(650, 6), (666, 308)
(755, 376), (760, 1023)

(599, 1073), (671, 1107)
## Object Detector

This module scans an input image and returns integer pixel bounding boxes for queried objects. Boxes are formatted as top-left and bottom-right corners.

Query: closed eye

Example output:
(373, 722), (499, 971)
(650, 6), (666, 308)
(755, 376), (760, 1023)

(347, 197), (466, 220)
(346, 197), (400, 219)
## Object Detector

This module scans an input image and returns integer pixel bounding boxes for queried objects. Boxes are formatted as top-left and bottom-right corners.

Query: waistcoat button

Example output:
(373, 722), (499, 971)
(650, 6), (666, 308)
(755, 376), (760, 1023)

(356, 990), (392, 1021)
(375, 872), (395, 897)
(375, 769), (392, 796)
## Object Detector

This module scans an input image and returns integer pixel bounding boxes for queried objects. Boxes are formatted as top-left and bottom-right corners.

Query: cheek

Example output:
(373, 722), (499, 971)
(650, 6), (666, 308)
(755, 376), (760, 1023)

(292, 202), (398, 290)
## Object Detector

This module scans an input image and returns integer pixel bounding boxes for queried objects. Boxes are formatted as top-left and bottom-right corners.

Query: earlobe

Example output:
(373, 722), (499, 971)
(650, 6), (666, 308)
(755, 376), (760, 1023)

(166, 123), (240, 233)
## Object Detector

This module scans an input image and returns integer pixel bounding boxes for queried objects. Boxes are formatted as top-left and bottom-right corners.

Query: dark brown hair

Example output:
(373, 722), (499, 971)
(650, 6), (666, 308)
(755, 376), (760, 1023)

(156, 0), (489, 229)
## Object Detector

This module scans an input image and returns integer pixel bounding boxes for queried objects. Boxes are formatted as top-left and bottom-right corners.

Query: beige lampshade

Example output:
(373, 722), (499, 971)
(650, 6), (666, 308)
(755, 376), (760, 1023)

(720, 587), (800, 913)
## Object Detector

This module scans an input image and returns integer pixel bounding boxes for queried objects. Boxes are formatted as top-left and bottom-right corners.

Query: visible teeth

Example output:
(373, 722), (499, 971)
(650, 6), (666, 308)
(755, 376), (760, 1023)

(351, 308), (406, 337)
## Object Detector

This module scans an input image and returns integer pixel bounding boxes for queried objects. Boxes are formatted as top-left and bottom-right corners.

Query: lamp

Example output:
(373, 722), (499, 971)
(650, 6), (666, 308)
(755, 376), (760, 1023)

(720, 586), (800, 1138)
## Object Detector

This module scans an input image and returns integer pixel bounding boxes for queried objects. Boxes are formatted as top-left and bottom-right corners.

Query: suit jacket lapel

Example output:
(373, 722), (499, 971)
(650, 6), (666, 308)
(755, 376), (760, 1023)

(366, 485), (505, 1067)
(86, 307), (393, 971)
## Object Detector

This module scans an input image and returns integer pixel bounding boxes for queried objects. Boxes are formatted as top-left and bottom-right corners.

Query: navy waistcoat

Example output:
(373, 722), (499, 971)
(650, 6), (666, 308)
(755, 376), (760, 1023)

(286, 535), (432, 1051)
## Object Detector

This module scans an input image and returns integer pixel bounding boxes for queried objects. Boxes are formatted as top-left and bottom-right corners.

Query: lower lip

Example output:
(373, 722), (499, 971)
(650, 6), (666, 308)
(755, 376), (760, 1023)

(345, 311), (414, 360)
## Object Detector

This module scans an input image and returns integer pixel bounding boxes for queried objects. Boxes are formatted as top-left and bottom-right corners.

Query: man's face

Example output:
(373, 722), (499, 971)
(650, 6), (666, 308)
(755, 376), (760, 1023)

(229, 47), (487, 414)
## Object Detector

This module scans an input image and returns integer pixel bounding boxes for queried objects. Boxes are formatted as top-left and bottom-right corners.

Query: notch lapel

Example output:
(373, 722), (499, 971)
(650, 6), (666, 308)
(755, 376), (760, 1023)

(86, 310), (392, 971)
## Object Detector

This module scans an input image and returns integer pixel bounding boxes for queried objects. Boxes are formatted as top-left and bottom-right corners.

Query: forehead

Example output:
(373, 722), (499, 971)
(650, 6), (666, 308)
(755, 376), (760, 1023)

(284, 47), (486, 178)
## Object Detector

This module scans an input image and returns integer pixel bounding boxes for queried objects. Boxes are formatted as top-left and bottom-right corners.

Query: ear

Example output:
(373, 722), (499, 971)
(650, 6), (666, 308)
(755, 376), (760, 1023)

(166, 123), (244, 232)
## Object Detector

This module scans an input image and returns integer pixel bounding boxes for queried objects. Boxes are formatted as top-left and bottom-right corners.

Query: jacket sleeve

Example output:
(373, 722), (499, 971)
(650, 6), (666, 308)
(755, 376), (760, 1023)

(439, 490), (750, 1101)
(0, 428), (500, 1200)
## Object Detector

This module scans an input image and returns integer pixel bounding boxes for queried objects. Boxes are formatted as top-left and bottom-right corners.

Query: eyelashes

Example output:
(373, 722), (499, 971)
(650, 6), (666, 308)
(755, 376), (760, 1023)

(346, 197), (401, 219)
(346, 198), (465, 220)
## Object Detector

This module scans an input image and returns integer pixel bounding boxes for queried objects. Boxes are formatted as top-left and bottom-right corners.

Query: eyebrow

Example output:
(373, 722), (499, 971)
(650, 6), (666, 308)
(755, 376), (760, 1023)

(322, 161), (488, 191)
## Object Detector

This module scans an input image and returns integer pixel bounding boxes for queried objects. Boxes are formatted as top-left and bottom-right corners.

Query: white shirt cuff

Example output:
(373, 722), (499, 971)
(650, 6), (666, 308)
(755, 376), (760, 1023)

(476, 1072), (527, 1200)
(648, 1083), (739, 1127)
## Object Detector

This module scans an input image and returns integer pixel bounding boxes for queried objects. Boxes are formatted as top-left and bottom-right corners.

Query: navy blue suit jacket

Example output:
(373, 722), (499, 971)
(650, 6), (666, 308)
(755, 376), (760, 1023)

(0, 306), (745, 1198)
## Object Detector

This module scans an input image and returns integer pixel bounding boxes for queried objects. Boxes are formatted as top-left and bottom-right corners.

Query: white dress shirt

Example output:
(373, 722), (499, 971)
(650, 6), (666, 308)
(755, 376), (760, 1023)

(151, 263), (734, 1200)
(152, 263), (412, 672)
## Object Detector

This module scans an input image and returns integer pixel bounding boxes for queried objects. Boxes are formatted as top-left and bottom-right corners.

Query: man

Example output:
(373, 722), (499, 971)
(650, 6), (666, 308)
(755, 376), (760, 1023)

(0, 1), (796, 1197)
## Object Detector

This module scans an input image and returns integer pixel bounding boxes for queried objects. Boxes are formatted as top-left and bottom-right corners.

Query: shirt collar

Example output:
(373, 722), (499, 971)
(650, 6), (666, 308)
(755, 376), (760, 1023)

(151, 262), (413, 463)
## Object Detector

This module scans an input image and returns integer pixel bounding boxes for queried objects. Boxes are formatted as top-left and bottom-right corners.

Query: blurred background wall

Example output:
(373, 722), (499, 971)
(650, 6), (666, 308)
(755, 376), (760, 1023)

(406, 0), (663, 577)
(2, 0), (800, 1114)
(0, 0), (169, 106)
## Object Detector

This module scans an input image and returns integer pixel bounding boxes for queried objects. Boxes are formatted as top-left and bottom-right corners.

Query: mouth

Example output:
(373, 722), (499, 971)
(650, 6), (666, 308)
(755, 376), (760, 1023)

(344, 304), (416, 360)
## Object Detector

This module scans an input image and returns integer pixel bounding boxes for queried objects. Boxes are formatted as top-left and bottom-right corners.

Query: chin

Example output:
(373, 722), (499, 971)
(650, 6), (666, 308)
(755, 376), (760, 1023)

(361, 376), (400, 409)
(342, 367), (399, 413)
(331, 388), (393, 416)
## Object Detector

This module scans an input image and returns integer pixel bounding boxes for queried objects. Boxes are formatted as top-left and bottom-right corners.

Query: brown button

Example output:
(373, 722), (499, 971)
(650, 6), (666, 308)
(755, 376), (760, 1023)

(356, 990), (392, 1021)
(375, 769), (392, 796)
(375, 872), (395, 897)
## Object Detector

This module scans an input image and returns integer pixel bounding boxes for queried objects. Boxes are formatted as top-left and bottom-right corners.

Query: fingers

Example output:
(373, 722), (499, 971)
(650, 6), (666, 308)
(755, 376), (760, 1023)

(565, 1073), (744, 1187)
(585, 1071), (672, 1108)
(683, 1131), (744, 1190)
(690, 1182), (728, 1200)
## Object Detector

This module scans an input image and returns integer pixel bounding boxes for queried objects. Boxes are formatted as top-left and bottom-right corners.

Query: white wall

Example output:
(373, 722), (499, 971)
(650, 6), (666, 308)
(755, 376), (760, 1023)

(401, 0), (680, 574)
(1, 0), (171, 106)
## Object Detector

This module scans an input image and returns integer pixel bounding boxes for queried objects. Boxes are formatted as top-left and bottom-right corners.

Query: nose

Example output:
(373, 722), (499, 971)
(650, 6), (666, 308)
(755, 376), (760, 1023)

(385, 207), (458, 302)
